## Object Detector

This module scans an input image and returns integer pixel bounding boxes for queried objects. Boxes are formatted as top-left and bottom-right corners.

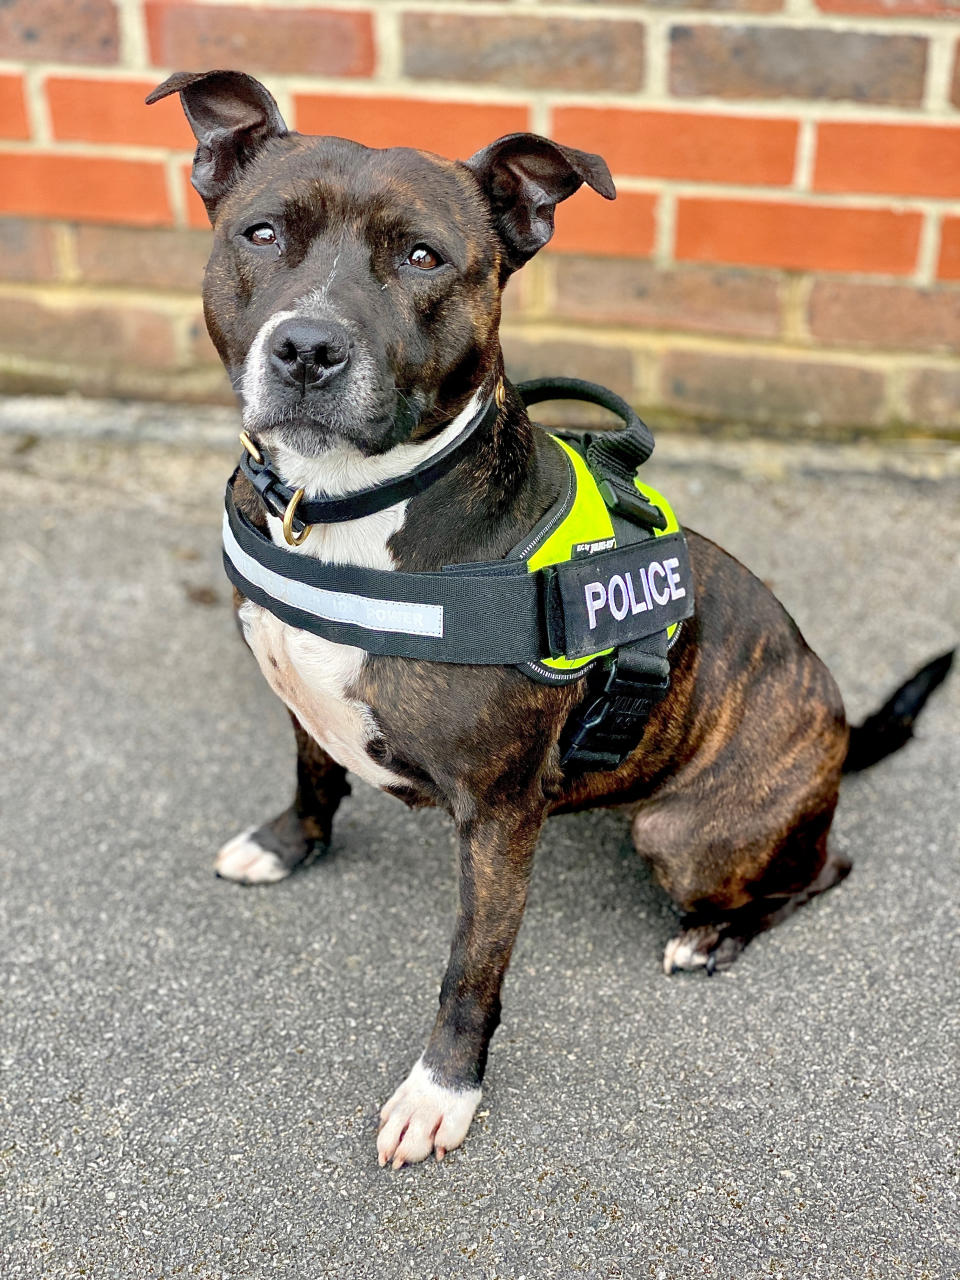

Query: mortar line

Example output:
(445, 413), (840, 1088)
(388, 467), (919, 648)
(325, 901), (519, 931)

(116, 0), (150, 70)
(923, 30), (957, 113)
(915, 209), (943, 286)
(793, 119), (817, 192)
(22, 68), (52, 146)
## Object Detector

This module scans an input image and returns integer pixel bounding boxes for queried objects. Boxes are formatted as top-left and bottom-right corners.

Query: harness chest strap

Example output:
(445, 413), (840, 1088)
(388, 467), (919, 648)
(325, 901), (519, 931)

(221, 475), (694, 667)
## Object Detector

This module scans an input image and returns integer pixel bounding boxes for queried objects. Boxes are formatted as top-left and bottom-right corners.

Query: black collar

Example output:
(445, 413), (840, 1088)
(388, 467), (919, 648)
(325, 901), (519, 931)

(237, 394), (498, 541)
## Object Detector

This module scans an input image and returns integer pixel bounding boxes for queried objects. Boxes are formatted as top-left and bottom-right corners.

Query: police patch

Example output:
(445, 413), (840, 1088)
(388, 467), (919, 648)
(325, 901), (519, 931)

(547, 531), (695, 661)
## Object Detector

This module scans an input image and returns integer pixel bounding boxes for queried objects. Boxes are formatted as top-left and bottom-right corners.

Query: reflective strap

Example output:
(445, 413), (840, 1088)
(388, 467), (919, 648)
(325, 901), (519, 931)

(223, 513), (444, 638)
(223, 481), (547, 664)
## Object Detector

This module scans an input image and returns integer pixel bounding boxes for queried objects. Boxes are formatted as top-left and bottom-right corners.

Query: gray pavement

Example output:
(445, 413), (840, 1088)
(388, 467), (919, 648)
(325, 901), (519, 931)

(1, 397), (958, 1280)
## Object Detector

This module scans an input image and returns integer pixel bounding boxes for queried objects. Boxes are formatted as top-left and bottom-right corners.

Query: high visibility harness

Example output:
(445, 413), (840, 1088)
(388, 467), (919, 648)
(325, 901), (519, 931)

(222, 378), (695, 774)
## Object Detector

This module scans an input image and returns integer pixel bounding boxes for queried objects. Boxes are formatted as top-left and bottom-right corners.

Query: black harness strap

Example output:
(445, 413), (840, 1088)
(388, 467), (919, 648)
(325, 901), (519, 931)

(224, 481), (543, 664)
(518, 376), (653, 454)
(559, 638), (670, 773)
(518, 377), (664, 531)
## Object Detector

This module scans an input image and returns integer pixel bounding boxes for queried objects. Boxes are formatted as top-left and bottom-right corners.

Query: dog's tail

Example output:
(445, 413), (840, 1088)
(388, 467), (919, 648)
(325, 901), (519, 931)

(843, 648), (955, 774)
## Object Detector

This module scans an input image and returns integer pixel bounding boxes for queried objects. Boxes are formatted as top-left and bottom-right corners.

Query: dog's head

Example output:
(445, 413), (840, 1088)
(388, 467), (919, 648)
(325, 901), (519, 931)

(148, 70), (614, 457)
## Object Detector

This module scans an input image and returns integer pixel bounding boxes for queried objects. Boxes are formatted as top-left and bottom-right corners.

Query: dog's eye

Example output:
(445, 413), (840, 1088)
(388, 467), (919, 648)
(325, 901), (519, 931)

(246, 224), (278, 247)
(406, 244), (443, 270)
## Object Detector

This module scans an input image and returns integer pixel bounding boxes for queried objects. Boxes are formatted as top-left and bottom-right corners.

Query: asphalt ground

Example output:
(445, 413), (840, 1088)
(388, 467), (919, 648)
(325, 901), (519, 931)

(1, 397), (958, 1280)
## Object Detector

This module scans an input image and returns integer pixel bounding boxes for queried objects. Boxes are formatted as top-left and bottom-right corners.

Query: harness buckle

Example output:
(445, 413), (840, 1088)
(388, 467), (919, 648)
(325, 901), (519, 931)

(559, 647), (670, 774)
(584, 421), (665, 531)
(597, 478), (667, 531)
(239, 440), (310, 542)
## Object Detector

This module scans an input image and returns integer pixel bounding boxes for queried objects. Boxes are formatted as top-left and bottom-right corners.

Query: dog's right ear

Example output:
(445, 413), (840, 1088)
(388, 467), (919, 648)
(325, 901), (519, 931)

(146, 70), (287, 219)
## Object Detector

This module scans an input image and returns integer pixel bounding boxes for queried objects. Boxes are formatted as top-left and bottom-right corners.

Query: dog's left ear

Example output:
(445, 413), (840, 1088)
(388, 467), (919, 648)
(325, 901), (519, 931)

(466, 133), (615, 275)
(146, 70), (287, 219)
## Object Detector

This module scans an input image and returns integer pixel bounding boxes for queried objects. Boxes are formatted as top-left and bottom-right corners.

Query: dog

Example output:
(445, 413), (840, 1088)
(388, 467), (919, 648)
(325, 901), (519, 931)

(148, 70), (954, 1169)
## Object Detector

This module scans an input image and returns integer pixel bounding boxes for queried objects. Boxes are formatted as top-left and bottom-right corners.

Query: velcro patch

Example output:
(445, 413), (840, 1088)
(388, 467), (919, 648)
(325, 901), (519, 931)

(549, 531), (694, 660)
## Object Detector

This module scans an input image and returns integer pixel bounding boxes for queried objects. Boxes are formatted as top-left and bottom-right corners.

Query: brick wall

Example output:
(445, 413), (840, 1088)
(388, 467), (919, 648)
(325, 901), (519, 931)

(1, 0), (959, 436)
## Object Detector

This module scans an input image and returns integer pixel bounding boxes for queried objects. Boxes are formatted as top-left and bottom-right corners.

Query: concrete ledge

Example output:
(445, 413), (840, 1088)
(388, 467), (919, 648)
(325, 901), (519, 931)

(1, 392), (958, 484)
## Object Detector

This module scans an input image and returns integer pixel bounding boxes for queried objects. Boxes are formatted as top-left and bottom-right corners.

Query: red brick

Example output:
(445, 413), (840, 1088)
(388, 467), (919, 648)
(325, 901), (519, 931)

(145, 4), (374, 78)
(0, 75), (29, 141)
(500, 268), (531, 320)
(0, 0), (118, 65)
(549, 191), (656, 259)
(670, 26), (927, 107)
(809, 280), (960, 352)
(676, 198), (921, 276)
(815, 123), (960, 199)
(553, 258), (782, 339)
(47, 77), (194, 148)
(0, 296), (177, 369)
(0, 153), (172, 226)
(938, 218), (960, 281)
(294, 94), (528, 158)
(816, 0), (957, 14)
(74, 226), (212, 291)
(661, 348), (885, 429)
(0, 218), (59, 282)
(553, 108), (797, 186)
(402, 14), (645, 93)
(902, 368), (960, 432)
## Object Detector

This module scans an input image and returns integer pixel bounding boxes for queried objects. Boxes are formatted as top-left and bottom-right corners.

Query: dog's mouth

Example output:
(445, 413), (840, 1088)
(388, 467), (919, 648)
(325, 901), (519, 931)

(240, 380), (430, 461)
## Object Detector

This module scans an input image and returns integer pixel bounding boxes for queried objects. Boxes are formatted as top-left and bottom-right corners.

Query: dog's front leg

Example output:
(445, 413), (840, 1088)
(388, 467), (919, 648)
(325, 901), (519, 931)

(215, 713), (350, 884)
(377, 795), (545, 1168)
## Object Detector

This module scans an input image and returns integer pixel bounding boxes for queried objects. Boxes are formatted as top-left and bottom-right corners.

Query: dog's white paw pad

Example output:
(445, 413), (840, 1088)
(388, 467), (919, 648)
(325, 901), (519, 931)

(377, 1059), (481, 1169)
(214, 829), (290, 884)
(663, 933), (711, 974)
(663, 924), (741, 975)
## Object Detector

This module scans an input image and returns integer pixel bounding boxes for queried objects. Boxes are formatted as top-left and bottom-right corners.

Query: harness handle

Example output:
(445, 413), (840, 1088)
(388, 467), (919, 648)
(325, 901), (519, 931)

(517, 375), (656, 501)
(516, 377), (654, 453)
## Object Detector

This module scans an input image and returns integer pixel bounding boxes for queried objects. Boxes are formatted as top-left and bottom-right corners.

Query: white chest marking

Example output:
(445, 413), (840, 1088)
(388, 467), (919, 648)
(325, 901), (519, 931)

(239, 597), (402, 789)
(238, 394), (482, 791)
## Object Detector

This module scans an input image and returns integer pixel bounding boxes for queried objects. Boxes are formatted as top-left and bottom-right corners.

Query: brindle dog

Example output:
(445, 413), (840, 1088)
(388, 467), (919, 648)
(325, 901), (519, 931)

(149, 70), (953, 1169)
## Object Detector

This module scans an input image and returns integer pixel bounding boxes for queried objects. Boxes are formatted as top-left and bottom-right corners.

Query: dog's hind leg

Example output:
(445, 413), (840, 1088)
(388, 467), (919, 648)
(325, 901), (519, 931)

(214, 713), (350, 884)
(661, 846), (851, 975)
(631, 782), (849, 975)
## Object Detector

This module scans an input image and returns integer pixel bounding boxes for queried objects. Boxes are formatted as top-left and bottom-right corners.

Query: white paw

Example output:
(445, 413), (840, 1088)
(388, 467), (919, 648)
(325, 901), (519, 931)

(214, 829), (290, 884)
(377, 1058), (481, 1169)
(663, 933), (710, 974)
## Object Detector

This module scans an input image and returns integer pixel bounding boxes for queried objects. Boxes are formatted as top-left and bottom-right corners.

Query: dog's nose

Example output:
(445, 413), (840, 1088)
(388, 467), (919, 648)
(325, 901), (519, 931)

(270, 319), (351, 389)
